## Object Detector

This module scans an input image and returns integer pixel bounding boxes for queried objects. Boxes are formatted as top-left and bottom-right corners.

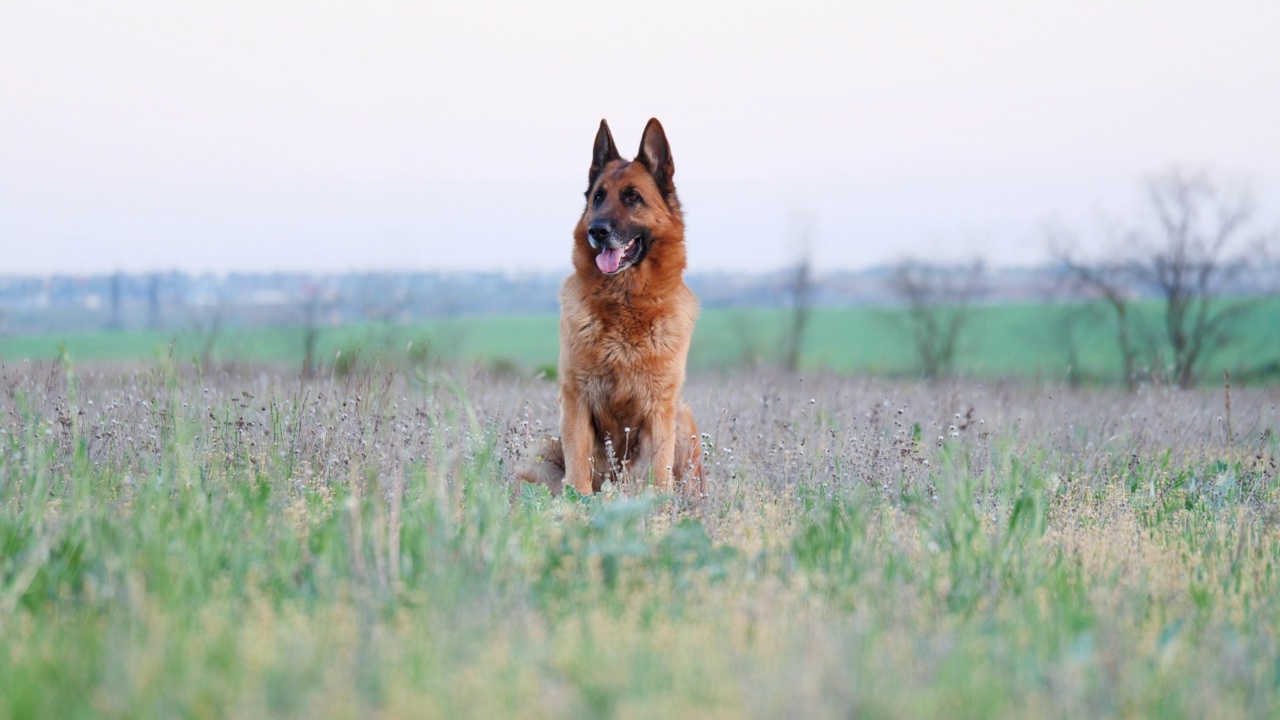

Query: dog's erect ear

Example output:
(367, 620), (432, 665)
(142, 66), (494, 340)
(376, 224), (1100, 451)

(589, 119), (620, 187)
(636, 118), (674, 196)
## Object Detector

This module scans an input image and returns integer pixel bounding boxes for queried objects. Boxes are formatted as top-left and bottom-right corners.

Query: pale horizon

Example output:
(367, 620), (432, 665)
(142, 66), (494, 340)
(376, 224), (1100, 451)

(3, 1), (1278, 276)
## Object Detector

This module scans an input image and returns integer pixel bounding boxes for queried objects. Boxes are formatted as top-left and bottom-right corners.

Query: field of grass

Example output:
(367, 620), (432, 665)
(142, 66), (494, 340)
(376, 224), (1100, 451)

(4, 297), (1279, 385)
(2, 357), (1279, 717)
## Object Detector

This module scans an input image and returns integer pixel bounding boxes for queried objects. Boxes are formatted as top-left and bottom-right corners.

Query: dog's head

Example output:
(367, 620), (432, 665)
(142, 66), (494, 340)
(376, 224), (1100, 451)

(577, 118), (682, 276)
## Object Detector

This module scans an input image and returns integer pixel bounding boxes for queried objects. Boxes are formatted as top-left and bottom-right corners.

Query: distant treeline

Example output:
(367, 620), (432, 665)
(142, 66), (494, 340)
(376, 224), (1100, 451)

(4, 264), (1274, 336)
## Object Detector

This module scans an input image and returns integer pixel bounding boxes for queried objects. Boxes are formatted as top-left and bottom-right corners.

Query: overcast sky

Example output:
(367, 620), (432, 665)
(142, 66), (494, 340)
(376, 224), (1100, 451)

(2, 0), (1277, 275)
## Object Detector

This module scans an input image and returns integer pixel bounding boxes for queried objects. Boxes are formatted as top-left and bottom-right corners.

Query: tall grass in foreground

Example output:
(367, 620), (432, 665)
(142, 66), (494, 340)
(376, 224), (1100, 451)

(1, 360), (1279, 718)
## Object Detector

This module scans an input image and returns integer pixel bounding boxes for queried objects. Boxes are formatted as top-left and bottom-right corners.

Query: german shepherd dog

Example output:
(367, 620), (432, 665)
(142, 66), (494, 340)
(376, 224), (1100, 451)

(519, 118), (704, 496)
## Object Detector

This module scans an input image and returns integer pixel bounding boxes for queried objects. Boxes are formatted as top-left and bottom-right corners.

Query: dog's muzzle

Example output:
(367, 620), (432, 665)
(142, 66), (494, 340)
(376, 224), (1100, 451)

(587, 221), (610, 250)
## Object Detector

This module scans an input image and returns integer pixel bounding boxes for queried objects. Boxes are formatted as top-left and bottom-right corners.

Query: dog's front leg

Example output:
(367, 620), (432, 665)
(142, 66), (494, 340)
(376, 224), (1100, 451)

(635, 409), (677, 492)
(560, 392), (596, 495)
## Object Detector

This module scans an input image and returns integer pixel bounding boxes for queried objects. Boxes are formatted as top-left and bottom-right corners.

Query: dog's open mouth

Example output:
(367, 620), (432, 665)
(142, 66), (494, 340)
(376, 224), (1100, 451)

(596, 237), (642, 275)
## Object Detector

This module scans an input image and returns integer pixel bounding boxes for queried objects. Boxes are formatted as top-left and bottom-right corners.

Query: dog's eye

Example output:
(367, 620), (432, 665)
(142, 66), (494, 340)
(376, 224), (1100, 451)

(623, 190), (642, 205)
(593, 190), (605, 205)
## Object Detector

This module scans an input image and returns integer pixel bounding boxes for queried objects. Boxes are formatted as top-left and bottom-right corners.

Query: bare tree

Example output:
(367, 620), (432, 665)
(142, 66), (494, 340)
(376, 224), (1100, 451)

(358, 273), (413, 356)
(1052, 169), (1276, 389)
(1131, 170), (1274, 387)
(1050, 221), (1144, 390)
(889, 259), (985, 380)
(147, 273), (162, 329)
(783, 219), (814, 373)
(300, 287), (323, 379)
(107, 272), (124, 331)
(191, 306), (223, 373)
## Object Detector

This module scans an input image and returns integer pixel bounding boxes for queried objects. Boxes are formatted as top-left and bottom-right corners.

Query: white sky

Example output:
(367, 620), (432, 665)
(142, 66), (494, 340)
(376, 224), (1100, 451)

(2, 0), (1278, 275)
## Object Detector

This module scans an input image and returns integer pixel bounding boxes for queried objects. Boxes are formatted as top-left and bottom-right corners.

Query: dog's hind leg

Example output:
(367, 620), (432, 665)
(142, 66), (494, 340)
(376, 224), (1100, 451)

(517, 438), (566, 496)
(673, 404), (705, 497)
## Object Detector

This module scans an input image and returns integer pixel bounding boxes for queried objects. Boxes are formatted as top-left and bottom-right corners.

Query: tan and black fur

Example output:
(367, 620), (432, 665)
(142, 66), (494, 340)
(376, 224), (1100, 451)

(519, 118), (703, 495)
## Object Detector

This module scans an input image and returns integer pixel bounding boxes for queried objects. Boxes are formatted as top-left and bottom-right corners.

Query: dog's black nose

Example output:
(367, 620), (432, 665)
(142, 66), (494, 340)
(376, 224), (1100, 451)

(588, 222), (610, 248)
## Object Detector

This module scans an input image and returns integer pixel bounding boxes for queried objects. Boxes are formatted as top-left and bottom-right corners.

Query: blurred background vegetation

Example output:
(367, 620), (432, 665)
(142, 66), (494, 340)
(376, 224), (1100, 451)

(4, 171), (1275, 387)
(4, 298), (1280, 386)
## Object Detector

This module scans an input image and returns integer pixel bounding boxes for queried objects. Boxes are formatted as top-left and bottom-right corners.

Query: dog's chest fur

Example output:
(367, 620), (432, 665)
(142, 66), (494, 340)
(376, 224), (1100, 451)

(560, 279), (695, 427)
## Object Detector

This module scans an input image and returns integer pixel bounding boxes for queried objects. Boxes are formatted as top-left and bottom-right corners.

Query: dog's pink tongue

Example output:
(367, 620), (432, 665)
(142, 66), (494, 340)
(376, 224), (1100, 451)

(596, 248), (622, 274)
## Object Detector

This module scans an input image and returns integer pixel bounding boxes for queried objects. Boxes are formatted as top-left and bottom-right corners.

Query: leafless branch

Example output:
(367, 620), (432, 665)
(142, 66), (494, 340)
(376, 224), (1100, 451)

(890, 258), (985, 380)
(783, 218), (814, 373)
(1049, 168), (1277, 388)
